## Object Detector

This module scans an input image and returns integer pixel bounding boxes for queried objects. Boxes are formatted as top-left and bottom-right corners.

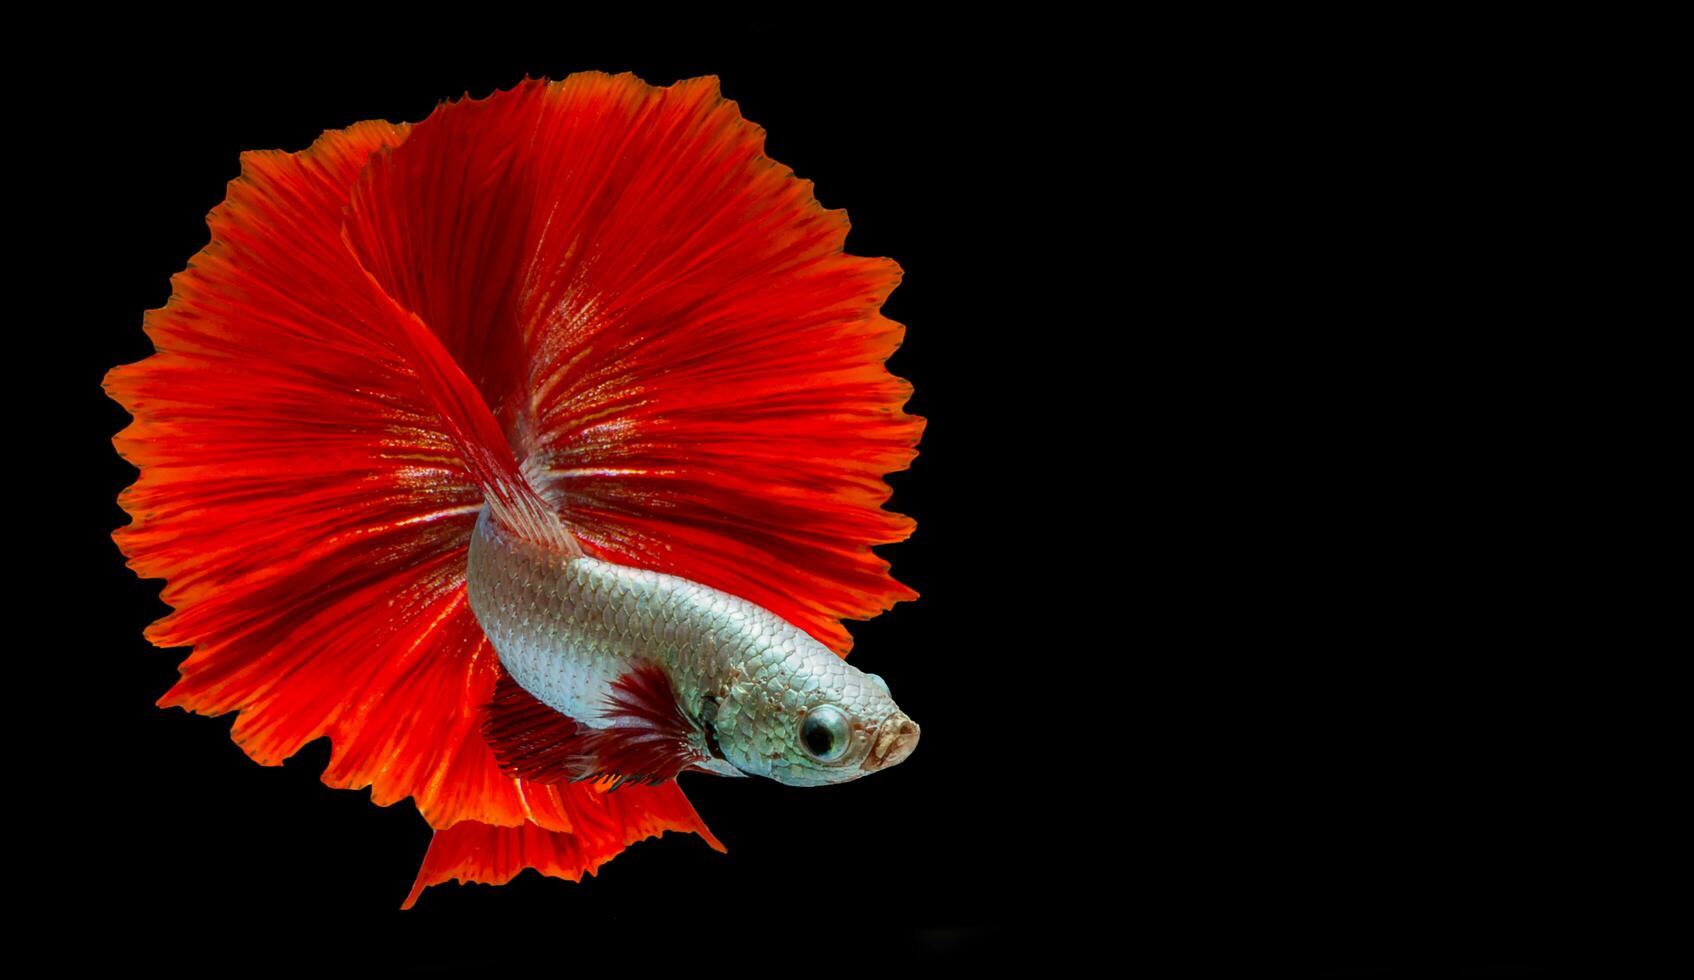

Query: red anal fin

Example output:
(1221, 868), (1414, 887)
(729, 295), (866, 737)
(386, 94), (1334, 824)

(481, 670), (590, 785)
(401, 783), (727, 910)
(481, 664), (709, 790)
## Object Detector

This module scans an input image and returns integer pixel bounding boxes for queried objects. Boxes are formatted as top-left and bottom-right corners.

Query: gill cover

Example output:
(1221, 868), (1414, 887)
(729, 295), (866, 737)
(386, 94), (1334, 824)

(715, 656), (920, 786)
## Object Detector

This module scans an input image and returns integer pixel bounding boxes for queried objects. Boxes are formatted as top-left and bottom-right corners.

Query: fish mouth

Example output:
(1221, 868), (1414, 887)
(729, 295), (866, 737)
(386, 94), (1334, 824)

(861, 712), (920, 771)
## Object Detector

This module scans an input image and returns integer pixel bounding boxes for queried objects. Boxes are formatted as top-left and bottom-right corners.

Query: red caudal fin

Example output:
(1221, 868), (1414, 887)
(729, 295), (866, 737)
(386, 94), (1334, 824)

(102, 104), (717, 894)
(106, 71), (919, 908)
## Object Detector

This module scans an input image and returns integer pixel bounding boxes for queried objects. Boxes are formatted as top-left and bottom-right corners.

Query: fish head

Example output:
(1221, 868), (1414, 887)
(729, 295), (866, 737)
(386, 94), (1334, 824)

(714, 654), (919, 787)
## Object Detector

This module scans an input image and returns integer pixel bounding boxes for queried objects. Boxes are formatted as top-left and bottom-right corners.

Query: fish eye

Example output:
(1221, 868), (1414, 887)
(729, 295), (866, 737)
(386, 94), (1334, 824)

(799, 705), (853, 763)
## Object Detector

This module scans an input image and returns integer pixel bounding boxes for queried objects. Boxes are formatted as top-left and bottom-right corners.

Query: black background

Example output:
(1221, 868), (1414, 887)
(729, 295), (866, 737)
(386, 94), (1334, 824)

(43, 12), (1654, 976)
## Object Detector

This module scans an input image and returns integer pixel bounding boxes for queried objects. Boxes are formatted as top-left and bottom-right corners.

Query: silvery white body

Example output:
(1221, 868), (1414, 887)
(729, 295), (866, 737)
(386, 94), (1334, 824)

(463, 506), (918, 784)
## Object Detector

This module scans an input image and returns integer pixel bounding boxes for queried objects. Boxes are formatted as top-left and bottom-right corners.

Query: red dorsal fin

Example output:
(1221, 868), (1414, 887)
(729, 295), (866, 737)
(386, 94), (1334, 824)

(481, 665), (711, 790)
(340, 222), (579, 556)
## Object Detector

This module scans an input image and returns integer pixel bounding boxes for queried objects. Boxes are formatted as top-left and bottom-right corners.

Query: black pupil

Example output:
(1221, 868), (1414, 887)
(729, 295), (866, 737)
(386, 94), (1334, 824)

(803, 715), (838, 757)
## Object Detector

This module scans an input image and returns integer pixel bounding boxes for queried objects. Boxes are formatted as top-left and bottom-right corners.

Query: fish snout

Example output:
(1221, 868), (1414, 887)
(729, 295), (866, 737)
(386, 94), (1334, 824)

(861, 713), (920, 771)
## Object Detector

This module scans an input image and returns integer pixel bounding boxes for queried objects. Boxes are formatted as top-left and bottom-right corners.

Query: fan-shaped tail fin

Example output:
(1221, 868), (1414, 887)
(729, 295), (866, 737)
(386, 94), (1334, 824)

(105, 105), (715, 907)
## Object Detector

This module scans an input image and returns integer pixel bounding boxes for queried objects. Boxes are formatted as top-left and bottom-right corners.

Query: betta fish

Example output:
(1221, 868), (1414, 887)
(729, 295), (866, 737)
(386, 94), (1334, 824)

(103, 71), (924, 908)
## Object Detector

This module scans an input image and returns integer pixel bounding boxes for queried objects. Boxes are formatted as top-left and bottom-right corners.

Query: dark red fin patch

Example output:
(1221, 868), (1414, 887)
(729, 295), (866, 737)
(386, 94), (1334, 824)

(481, 670), (590, 785)
(481, 665), (709, 789)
